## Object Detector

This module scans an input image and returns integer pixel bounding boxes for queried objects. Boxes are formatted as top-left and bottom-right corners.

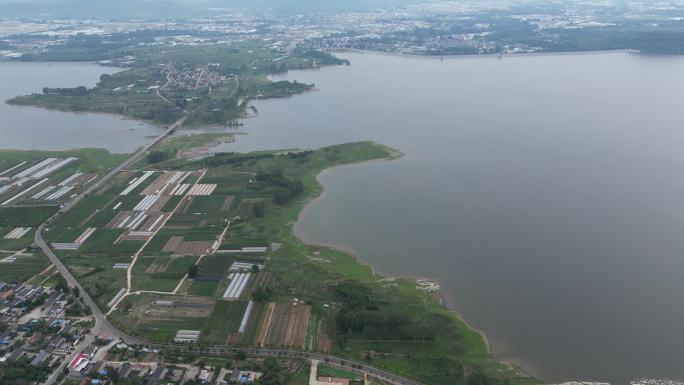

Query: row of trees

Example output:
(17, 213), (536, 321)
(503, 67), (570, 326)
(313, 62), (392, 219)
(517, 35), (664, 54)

(202, 152), (274, 168)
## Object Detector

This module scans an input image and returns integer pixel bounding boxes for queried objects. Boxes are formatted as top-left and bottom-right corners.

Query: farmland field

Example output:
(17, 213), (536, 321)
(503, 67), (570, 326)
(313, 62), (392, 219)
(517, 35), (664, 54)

(131, 318), (207, 343)
(239, 301), (269, 345)
(261, 302), (311, 348)
(109, 293), (214, 343)
(62, 253), (128, 307)
(0, 206), (57, 228)
(200, 300), (249, 344)
(186, 195), (231, 213)
(132, 255), (198, 292)
(188, 254), (233, 297)
(0, 227), (36, 250)
(144, 228), (188, 253)
(56, 142), (528, 385)
(0, 149), (126, 174)
(0, 251), (50, 283)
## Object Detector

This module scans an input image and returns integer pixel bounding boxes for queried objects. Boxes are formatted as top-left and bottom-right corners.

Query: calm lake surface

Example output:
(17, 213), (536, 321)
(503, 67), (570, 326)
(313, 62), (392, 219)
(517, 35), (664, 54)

(0, 62), (160, 152)
(219, 51), (684, 383)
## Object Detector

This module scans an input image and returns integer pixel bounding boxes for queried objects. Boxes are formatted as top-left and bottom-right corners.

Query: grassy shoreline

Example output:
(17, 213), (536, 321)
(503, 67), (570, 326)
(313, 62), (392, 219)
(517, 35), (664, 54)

(293, 156), (506, 361)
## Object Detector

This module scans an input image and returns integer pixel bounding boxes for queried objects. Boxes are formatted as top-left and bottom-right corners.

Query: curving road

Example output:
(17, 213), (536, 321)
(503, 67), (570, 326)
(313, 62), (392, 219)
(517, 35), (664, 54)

(32, 114), (423, 385)
(35, 116), (186, 339)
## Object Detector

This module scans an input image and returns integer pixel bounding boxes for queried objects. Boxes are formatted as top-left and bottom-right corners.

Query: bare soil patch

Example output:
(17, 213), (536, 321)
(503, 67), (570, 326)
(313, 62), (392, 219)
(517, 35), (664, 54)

(162, 236), (184, 253)
(175, 240), (213, 255)
(284, 304), (311, 348)
(221, 196), (234, 211)
(316, 315), (334, 353)
(265, 302), (292, 347)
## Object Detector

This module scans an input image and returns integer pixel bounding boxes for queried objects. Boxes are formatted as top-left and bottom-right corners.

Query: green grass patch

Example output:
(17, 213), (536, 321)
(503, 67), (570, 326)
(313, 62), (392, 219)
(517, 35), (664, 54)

(161, 195), (183, 212)
(0, 148), (126, 169)
(0, 206), (58, 228)
(184, 225), (223, 241)
(200, 300), (248, 344)
(187, 195), (230, 213)
(317, 364), (358, 380)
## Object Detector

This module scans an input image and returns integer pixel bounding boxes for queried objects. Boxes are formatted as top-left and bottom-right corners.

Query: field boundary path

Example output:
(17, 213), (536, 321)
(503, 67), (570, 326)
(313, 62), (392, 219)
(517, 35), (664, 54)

(31, 115), (425, 385)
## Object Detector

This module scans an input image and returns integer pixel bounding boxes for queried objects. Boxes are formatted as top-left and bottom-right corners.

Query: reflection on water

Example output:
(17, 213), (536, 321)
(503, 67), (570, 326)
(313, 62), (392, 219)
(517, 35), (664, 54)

(0, 62), (161, 153)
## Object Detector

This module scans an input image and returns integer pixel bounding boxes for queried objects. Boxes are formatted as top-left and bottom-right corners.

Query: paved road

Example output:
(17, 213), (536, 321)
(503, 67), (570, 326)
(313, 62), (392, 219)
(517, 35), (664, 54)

(32, 114), (423, 385)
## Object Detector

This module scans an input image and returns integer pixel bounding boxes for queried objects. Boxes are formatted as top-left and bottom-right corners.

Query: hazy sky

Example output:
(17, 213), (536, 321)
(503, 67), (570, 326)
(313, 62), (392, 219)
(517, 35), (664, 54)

(0, 0), (441, 18)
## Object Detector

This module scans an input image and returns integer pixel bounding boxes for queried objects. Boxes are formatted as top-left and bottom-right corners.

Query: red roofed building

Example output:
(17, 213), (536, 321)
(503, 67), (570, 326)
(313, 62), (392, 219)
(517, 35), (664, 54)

(68, 353), (90, 377)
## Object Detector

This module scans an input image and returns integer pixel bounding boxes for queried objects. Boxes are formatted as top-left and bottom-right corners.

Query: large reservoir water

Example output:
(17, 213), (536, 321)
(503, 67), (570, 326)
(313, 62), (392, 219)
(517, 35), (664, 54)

(5, 52), (684, 383)
(220, 51), (684, 383)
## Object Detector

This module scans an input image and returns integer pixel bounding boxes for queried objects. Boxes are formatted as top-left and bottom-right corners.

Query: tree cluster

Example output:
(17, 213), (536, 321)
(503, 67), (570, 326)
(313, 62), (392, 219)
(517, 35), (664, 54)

(334, 280), (443, 341)
(252, 202), (266, 217)
(251, 286), (273, 302)
(187, 264), (199, 278)
(147, 150), (169, 164)
(42, 86), (89, 96)
(0, 358), (50, 385)
(256, 169), (304, 204)
(254, 358), (284, 385)
(294, 48), (350, 66)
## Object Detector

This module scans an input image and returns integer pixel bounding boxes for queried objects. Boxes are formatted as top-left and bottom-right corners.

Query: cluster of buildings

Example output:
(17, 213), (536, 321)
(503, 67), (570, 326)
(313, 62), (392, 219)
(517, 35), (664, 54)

(0, 280), (305, 385)
(0, 282), (86, 373)
(160, 63), (227, 91)
(2, 0), (684, 60)
(66, 348), (264, 385)
(630, 380), (684, 385)
(0, 282), (48, 309)
(415, 279), (440, 293)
